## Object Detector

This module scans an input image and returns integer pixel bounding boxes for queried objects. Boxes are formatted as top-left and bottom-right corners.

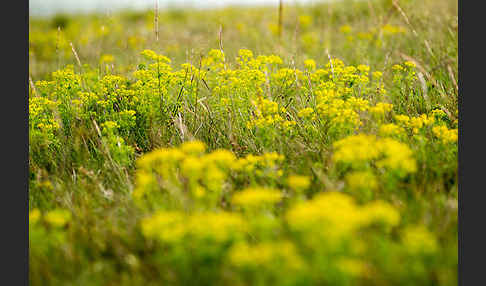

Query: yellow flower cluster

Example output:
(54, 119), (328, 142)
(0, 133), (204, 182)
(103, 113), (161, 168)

(392, 61), (418, 83)
(29, 96), (60, 134)
(401, 225), (438, 254)
(304, 59), (316, 71)
(29, 208), (71, 228)
(381, 24), (407, 36)
(297, 107), (315, 120)
(141, 210), (247, 243)
(432, 125), (458, 143)
(287, 192), (400, 242)
(287, 175), (311, 192)
(29, 209), (41, 225)
(379, 123), (405, 138)
(202, 49), (225, 70)
(134, 141), (285, 206)
(333, 134), (417, 174)
(232, 187), (282, 209)
(247, 96), (296, 131)
(140, 49), (171, 63)
(345, 171), (378, 192)
(229, 240), (304, 271)
(369, 102), (394, 119)
(51, 65), (82, 96)
(316, 97), (362, 133)
(299, 15), (313, 29)
(394, 113), (435, 134)
(336, 258), (367, 277)
(233, 152), (285, 174)
(99, 54), (114, 64)
(134, 141), (236, 201)
(340, 25), (352, 34)
(44, 209), (72, 227)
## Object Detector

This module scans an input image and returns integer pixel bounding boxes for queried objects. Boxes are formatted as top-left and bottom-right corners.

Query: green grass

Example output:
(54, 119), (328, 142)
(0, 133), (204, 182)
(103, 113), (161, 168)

(29, 0), (457, 285)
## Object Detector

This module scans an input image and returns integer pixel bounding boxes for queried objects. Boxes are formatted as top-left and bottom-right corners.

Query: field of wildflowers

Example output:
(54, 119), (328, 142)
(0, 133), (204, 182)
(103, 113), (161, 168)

(29, 0), (457, 285)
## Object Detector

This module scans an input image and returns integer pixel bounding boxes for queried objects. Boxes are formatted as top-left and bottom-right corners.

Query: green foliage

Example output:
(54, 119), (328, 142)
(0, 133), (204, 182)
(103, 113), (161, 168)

(29, 0), (457, 285)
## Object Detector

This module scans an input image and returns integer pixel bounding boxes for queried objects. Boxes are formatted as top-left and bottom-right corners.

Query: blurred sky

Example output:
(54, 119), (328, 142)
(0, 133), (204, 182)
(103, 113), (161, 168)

(30, 0), (323, 17)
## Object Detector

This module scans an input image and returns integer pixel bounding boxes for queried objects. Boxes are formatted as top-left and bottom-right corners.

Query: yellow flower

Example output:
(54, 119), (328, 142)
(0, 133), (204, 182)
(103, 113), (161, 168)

(361, 200), (400, 227)
(372, 71), (383, 79)
(382, 24), (406, 36)
(336, 258), (367, 277)
(357, 64), (370, 73)
(340, 25), (352, 34)
(304, 59), (316, 71)
(187, 212), (247, 242)
(180, 140), (206, 155)
(287, 175), (311, 192)
(395, 114), (410, 125)
(287, 192), (365, 240)
(345, 171), (377, 191)
(140, 49), (171, 63)
(232, 187), (282, 208)
(379, 123), (404, 137)
(369, 102), (393, 118)
(333, 134), (416, 174)
(45, 209), (71, 227)
(299, 15), (312, 29)
(432, 125), (458, 143)
(333, 134), (381, 164)
(181, 157), (204, 179)
(141, 211), (186, 242)
(229, 241), (304, 270)
(29, 209), (41, 225)
(376, 138), (417, 173)
(99, 54), (114, 64)
(403, 61), (416, 68)
(402, 225), (438, 254)
(298, 107), (314, 119)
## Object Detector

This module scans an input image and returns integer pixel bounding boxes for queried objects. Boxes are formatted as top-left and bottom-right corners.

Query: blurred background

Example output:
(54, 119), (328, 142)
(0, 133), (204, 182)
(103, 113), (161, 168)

(29, 0), (457, 120)
(30, 0), (320, 16)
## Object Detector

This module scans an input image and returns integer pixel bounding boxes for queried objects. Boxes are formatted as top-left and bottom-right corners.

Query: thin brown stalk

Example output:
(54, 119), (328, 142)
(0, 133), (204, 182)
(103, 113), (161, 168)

(154, 0), (159, 42)
(447, 65), (458, 92)
(398, 52), (438, 87)
(70, 42), (82, 67)
(292, 16), (299, 54)
(92, 119), (130, 185)
(29, 76), (37, 96)
(392, 0), (434, 58)
(326, 49), (335, 78)
(219, 24), (227, 70)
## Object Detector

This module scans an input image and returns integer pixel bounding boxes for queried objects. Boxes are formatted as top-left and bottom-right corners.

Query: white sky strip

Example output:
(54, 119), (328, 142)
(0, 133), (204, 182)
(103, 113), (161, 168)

(30, 0), (329, 16)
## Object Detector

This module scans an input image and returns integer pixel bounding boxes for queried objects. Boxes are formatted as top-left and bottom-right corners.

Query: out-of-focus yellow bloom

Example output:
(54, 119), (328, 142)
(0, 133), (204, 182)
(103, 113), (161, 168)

(287, 175), (311, 192)
(402, 225), (438, 254)
(337, 258), (367, 277)
(333, 134), (417, 174)
(362, 200), (400, 227)
(229, 240), (304, 270)
(180, 140), (206, 155)
(99, 54), (114, 64)
(432, 125), (458, 143)
(45, 209), (71, 228)
(304, 59), (316, 71)
(29, 209), (41, 225)
(340, 25), (352, 34)
(299, 15), (313, 29)
(232, 187), (282, 208)
(346, 171), (377, 191)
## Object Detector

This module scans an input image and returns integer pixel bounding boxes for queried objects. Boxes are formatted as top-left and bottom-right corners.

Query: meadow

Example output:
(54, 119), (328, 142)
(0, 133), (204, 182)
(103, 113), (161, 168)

(29, 0), (458, 285)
